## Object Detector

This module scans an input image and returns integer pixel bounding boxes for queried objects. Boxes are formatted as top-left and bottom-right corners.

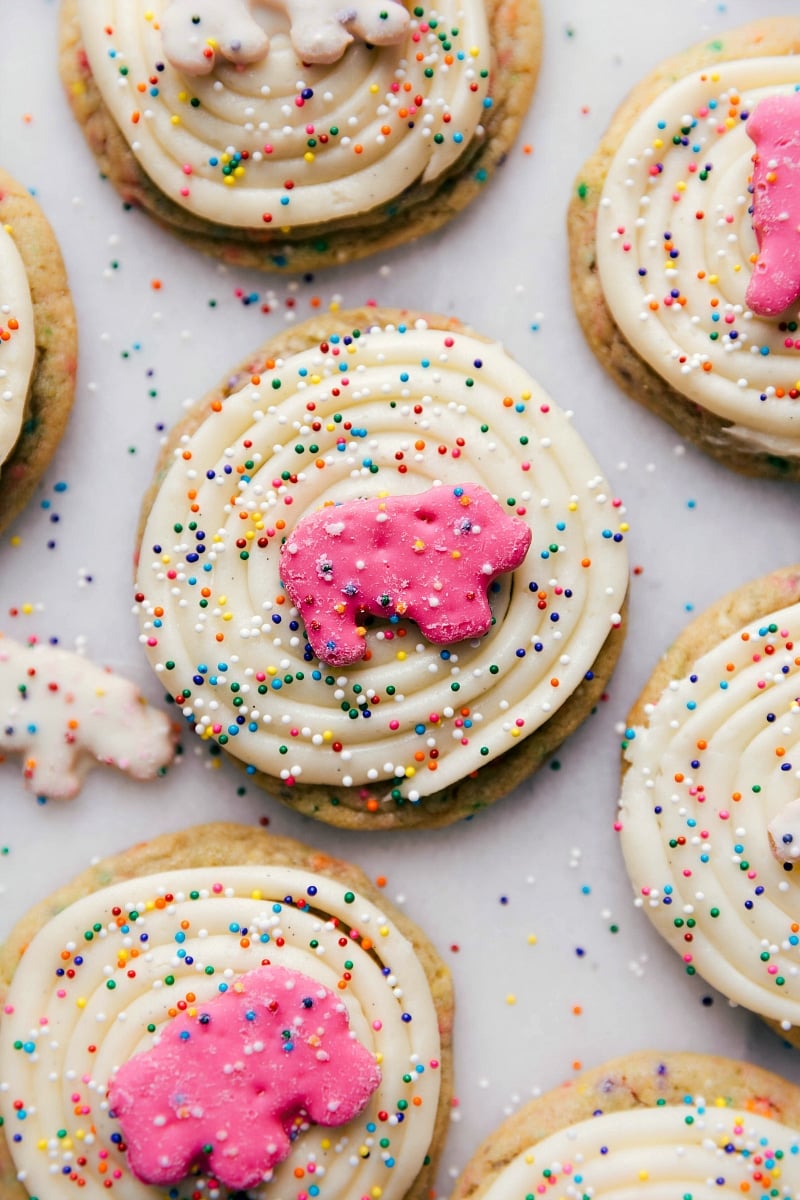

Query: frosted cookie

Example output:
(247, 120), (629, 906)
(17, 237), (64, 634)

(569, 18), (800, 479)
(0, 821), (453, 1200)
(133, 307), (629, 829)
(617, 564), (800, 1045)
(0, 634), (176, 799)
(451, 1051), (800, 1200)
(59, 0), (541, 272)
(0, 170), (77, 533)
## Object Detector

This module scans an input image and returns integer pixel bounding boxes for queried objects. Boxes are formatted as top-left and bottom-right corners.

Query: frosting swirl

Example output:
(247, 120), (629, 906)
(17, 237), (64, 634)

(477, 1104), (800, 1198)
(74, 0), (490, 230)
(134, 318), (628, 806)
(0, 864), (441, 1199)
(618, 599), (800, 1030)
(596, 57), (800, 453)
(0, 225), (35, 471)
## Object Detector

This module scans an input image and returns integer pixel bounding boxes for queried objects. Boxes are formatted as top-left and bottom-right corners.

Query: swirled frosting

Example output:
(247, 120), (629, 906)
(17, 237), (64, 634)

(134, 319), (628, 806)
(618, 599), (800, 1030)
(0, 864), (441, 1199)
(74, 0), (490, 229)
(596, 58), (800, 453)
(0, 224), (35, 471)
(477, 1104), (800, 1198)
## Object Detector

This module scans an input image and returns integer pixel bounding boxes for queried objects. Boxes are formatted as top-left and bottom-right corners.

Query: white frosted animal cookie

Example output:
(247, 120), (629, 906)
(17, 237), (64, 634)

(161, 0), (410, 72)
(59, 0), (542, 270)
(0, 635), (175, 799)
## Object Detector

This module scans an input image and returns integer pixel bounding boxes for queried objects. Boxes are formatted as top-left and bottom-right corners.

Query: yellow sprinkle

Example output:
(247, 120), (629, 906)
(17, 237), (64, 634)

(396, 651), (407, 661)
(245, 531), (255, 541)
(76, 998), (86, 1009)
(213, 534), (224, 543)
(233, 166), (245, 178)
(144, 9), (154, 19)
(161, 554), (171, 564)
(653, 138), (663, 149)
(322, 730), (333, 742)
(370, 83), (379, 93)
(379, 925), (390, 937)
(375, 1051), (383, 1064)
(371, 1189), (382, 1198)
(506, 994), (516, 1005)
(510, 727), (520, 738)
(521, 390), (531, 400)
(21, 603), (33, 615)
(304, 152), (315, 163)
(223, 175), (235, 186)
(321, 1140), (331, 1151)
(524, 1153), (535, 1164)
(250, 890), (262, 900)
(178, 91), (188, 103)
(708, 274), (719, 284)
(170, 115), (181, 126)
(37, 1139), (47, 1151)
(528, 933), (537, 945)
(405, 765), (415, 777)
(619, 522), (629, 532)
(146, 900), (155, 910)
(310, 374), (322, 384)
(70, 81), (87, 96)
(639, 1171), (649, 1181)
(10, 535), (21, 546)
(218, 595), (227, 605)
(568, 501), (577, 512)
(223, 612), (233, 621)
(469, 45), (480, 56)
(268, 665), (278, 676)
(676, 181), (686, 191)
(330, 300), (340, 313)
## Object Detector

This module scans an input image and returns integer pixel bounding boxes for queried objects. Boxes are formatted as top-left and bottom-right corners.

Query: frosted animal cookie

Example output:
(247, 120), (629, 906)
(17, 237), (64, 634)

(0, 821), (453, 1200)
(569, 18), (800, 479)
(617, 564), (800, 1046)
(450, 1051), (800, 1200)
(134, 307), (629, 830)
(59, 0), (541, 271)
(0, 634), (175, 799)
(0, 170), (77, 534)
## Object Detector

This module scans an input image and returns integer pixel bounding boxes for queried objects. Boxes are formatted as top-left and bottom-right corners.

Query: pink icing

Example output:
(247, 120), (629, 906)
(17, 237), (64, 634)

(108, 964), (380, 1190)
(279, 483), (532, 666)
(746, 91), (800, 317)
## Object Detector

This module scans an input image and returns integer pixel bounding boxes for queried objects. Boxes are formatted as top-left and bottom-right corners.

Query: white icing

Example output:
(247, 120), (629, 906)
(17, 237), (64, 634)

(0, 635), (175, 798)
(596, 58), (800, 454)
(0, 864), (441, 1200)
(134, 320), (629, 804)
(478, 1104), (800, 1198)
(74, 0), (490, 228)
(619, 599), (800, 1025)
(0, 224), (35, 470)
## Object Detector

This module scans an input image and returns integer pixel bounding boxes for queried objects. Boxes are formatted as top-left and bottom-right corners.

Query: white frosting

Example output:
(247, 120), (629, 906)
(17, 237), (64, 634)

(596, 58), (800, 454)
(0, 224), (35, 470)
(134, 320), (629, 806)
(75, 0), (490, 228)
(478, 1103), (800, 1198)
(0, 635), (175, 798)
(0, 864), (442, 1200)
(619, 599), (800, 1027)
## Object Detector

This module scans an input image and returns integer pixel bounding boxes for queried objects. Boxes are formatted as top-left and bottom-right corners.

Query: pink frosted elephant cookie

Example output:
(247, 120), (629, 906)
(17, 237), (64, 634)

(280, 484), (532, 666)
(746, 90), (800, 317)
(109, 963), (381, 1190)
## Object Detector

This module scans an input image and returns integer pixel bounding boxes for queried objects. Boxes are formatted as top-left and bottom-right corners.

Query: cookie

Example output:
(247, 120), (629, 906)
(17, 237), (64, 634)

(451, 1050), (800, 1200)
(0, 820), (453, 1200)
(618, 564), (800, 1045)
(59, 0), (541, 272)
(569, 17), (800, 479)
(133, 307), (629, 829)
(0, 634), (176, 799)
(0, 169), (77, 534)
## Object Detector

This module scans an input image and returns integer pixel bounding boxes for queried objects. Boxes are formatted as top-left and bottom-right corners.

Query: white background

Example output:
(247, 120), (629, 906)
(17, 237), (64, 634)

(4, 0), (800, 1193)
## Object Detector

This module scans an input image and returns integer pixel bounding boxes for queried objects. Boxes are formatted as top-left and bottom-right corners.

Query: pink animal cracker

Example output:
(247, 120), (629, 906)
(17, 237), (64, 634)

(280, 483), (532, 666)
(161, 0), (410, 75)
(746, 90), (800, 317)
(0, 635), (175, 799)
(108, 963), (381, 1191)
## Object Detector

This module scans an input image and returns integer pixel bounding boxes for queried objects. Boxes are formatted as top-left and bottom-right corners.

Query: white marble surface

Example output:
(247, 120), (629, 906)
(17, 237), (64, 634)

(3, 0), (800, 1194)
